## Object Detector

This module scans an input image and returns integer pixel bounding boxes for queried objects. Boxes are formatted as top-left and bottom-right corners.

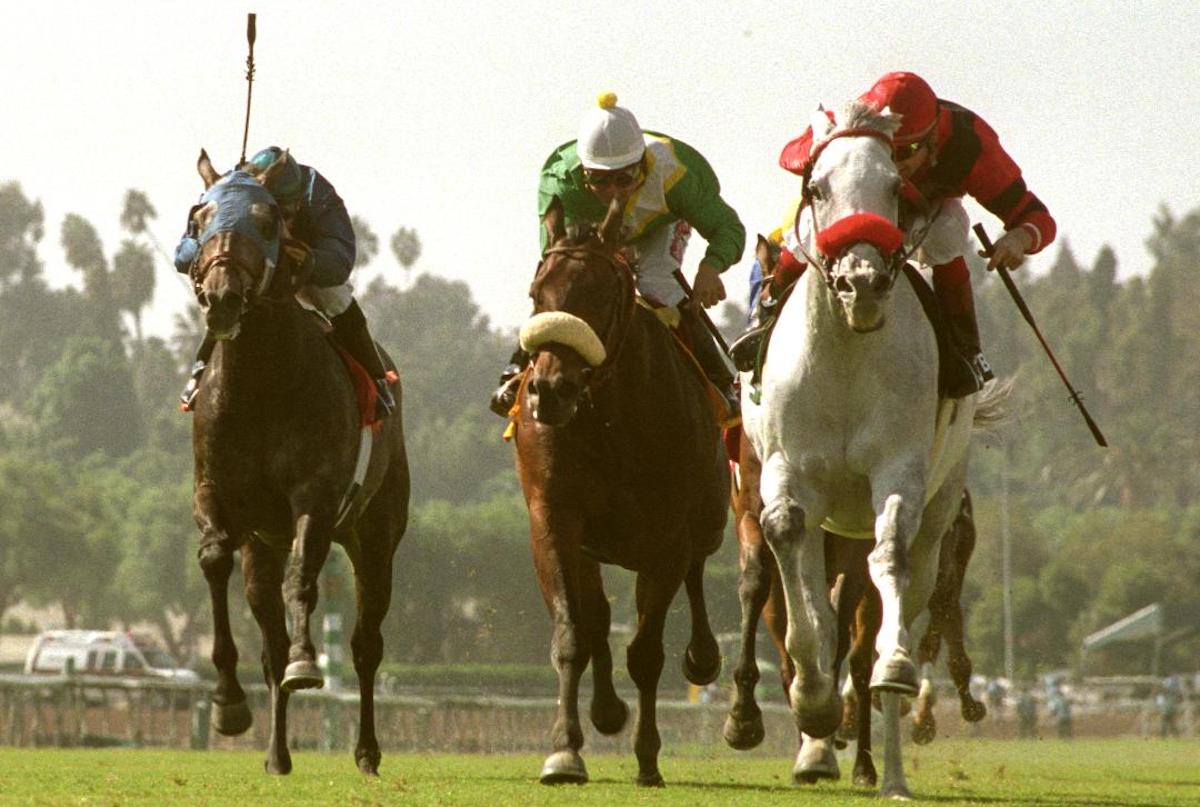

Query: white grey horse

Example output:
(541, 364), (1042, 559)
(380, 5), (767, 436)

(743, 100), (1002, 798)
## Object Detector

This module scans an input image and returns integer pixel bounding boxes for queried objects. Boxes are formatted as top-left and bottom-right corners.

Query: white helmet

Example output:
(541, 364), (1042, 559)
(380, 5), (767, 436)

(577, 92), (645, 170)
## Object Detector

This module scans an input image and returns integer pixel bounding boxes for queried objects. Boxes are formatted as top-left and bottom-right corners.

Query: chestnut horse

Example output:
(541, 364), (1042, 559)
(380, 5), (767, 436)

(185, 151), (409, 775)
(512, 198), (728, 787)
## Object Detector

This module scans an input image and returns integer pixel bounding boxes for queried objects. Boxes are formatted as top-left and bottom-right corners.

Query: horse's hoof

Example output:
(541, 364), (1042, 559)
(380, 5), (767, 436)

(962, 698), (987, 723)
(211, 699), (253, 736)
(282, 660), (324, 692)
(793, 740), (840, 784)
(911, 718), (936, 745)
(881, 782), (913, 800)
(853, 761), (878, 788)
(264, 753), (292, 776)
(723, 712), (765, 750)
(870, 653), (918, 695)
(590, 696), (629, 735)
(356, 748), (381, 776)
(682, 645), (722, 686)
(540, 750), (588, 785)
(636, 770), (665, 788)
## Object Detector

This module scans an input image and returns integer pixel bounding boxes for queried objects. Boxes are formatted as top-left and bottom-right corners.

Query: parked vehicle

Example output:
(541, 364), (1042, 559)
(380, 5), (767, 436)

(23, 630), (200, 683)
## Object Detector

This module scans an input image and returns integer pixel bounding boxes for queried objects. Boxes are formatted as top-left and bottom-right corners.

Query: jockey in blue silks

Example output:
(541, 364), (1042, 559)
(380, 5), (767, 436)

(175, 147), (395, 418)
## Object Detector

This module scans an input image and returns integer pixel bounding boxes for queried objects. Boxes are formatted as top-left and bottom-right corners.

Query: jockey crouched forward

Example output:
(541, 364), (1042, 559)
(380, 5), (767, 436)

(175, 146), (396, 419)
(730, 71), (1057, 398)
(490, 93), (746, 418)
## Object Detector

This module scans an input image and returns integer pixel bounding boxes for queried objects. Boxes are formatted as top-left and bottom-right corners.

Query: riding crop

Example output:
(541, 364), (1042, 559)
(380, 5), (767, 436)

(973, 223), (1108, 447)
(239, 13), (257, 165)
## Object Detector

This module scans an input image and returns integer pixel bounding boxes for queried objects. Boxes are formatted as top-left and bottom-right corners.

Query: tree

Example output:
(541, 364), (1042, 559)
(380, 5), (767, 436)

(390, 226), (422, 273)
(351, 215), (379, 268)
(111, 240), (156, 342)
(26, 336), (145, 460)
(0, 181), (45, 287)
(61, 213), (122, 345)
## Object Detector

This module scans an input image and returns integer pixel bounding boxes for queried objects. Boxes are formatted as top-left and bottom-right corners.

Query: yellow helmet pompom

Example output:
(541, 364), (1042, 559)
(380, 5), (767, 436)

(597, 92), (618, 110)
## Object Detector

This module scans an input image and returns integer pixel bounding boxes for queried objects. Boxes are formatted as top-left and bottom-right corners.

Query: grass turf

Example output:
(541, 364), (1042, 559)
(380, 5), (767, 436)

(0, 738), (1196, 806)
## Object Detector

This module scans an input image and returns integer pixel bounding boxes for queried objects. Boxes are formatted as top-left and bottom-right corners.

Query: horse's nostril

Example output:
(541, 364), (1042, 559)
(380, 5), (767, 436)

(872, 274), (891, 294)
(834, 276), (853, 294)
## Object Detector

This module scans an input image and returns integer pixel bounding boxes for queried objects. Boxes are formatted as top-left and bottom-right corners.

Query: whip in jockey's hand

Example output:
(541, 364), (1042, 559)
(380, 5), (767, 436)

(981, 226), (1034, 272)
(692, 260), (728, 307)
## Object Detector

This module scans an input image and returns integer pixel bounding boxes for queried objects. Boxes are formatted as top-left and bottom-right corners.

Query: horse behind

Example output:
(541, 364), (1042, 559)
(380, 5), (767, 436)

(743, 101), (1005, 798)
(185, 151), (409, 775)
(512, 199), (729, 786)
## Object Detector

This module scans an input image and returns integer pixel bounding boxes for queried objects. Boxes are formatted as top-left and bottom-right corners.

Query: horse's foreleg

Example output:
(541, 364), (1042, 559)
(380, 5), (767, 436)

(724, 507), (774, 751)
(348, 537), (396, 774)
(194, 483), (251, 736)
(867, 485), (923, 695)
(530, 508), (591, 785)
(627, 566), (684, 787)
(759, 459), (840, 739)
(281, 511), (335, 691)
(580, 559), (628, 736)
(912, 612), (942, 745)
(242, 541), (292, 775)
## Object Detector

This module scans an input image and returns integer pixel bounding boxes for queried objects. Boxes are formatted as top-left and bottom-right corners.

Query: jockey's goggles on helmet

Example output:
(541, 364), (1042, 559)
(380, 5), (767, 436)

(583, 163), (642, 190)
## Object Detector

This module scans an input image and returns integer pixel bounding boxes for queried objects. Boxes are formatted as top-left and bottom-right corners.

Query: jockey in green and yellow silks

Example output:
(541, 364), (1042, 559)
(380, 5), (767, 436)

(490, 93), (746, 418)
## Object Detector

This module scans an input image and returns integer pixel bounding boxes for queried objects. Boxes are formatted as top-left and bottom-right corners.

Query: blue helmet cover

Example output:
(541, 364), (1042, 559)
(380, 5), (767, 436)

(197, 171), (281, 266)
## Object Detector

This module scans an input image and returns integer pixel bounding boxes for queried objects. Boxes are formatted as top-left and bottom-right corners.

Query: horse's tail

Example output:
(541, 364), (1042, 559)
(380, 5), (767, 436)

(972, 375), (1015, 434)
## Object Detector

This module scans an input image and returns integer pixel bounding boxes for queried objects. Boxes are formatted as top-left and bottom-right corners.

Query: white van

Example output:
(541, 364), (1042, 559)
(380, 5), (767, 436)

(23, 630), (200, 683)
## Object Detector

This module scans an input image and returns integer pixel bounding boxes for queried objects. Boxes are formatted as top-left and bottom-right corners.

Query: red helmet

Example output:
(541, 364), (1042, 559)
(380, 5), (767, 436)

(860, 71), (938, 145)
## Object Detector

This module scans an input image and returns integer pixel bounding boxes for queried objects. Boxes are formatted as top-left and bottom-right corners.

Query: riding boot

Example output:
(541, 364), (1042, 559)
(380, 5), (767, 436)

(331, 300), (396, 419)
(933, 258), (994, 398)
(728, 253), (808, 373)
(489, 347), (530, 417)
(179, 330), (217, 412)
(680, 304), (740, 420)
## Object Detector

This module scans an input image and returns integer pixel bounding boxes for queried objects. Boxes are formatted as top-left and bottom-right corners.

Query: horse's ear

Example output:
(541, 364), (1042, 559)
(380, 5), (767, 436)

(756, 234), (775, 273)
(598, 196), (623, 246)
(197, 149), (220, 189)
(810, 105), (834, 139)
(542, 197), (566, 246)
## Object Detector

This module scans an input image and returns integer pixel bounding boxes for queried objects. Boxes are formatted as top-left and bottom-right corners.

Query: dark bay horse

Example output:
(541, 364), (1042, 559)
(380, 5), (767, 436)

(724, 430), (985, 785)
(185, 151), (409, 775)
(512, 199), (728, 787)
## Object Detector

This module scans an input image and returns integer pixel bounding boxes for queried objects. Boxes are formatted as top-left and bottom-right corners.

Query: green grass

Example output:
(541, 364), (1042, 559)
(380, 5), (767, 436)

(0, 739), (1196, 806)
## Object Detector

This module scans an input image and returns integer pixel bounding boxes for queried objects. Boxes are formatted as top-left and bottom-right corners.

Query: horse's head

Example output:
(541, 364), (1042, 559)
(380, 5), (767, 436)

(804, 101), (905, 333)
(185, 150), (285, 339)
(520, 198), (635, 426)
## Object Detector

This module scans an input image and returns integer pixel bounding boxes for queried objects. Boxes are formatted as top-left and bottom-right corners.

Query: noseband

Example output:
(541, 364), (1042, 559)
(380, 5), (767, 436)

(532, 243), (638, 388)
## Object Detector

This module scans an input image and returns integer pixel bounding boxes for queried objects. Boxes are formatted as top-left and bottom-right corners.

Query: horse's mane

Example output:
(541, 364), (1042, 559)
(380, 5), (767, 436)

(831, 99), (901, 139)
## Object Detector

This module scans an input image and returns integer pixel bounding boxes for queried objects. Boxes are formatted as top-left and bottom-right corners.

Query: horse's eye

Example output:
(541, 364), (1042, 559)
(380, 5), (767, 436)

(258, 216), (278, 240)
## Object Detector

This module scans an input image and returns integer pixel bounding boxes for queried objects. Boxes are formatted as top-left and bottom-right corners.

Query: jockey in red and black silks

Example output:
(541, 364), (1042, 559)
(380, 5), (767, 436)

(732, 71), (1057, 398)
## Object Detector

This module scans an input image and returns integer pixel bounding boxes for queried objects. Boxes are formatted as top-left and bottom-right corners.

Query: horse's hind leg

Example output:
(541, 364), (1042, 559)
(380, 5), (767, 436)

(681, 552), (721, 686)
(943, 492), (986, 723)
(347, 536), (397, 774)
(911, 614), (942, 745)
(242, 541), (292, 775)
(579, 560), (628, 736)
(281, 510), (336, 691)
(850, 586), (880, 787)
(627, 564), (686, 787)
(194, 484), (251, 736)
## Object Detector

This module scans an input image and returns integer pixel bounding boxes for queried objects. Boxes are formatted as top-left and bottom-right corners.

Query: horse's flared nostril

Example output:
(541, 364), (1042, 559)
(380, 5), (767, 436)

(871, 274), (892, 295)
(833, 276), (854, 294)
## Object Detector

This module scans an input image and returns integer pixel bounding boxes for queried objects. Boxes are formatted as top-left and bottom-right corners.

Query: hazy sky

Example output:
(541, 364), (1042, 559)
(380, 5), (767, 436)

(4, 1), (1198, 340)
